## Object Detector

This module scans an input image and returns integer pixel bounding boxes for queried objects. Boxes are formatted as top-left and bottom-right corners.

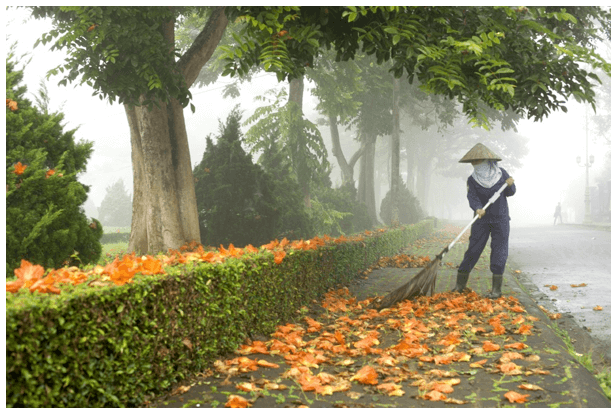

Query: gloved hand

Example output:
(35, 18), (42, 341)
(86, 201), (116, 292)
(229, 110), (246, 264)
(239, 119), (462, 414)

(506, 177), (514, 186)
(476, 209), (486, 218)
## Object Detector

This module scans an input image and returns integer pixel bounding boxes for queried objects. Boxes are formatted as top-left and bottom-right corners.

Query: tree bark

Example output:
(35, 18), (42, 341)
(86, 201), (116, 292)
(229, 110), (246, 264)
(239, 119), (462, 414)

(390, 76), (401, 227)
(126, 7), (228, 254)
(126, 106), (149, 254)
(358, 134), (378, 226)
(288, 75), (311, 208)
(329, 114), (364, 188)
(406, 137), (417, 195)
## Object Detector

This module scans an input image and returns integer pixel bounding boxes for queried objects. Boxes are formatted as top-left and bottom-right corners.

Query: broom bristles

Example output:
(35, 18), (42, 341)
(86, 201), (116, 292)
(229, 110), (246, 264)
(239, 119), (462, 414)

(375, 256), (442, 311)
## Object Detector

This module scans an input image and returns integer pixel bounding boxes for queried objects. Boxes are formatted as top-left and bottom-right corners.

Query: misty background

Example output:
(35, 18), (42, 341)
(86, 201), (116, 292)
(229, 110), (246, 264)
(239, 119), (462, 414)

(5, 8), (611, 229)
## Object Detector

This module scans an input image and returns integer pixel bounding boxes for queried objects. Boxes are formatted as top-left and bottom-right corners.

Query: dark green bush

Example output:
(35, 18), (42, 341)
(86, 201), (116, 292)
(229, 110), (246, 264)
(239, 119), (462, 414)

(380, 178), (424, 226)
(257, 136), (314, 241)
(312, 183), (372, 236)
(193, 107), (281, 247)
(193, 107), (315, 247)
(6, 52), (102, 274)
(6, 220), (434, 407)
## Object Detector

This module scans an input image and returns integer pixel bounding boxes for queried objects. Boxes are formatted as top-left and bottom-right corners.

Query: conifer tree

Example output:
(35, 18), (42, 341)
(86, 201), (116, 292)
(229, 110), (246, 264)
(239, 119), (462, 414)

(193, 107), (280, 247)
(6, 50), (102, 273)
(98, 179), (132, 227)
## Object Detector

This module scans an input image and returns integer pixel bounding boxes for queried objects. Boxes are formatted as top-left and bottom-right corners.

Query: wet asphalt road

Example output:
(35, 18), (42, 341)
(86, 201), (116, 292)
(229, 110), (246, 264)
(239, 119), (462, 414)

(507, 224), (611, 359)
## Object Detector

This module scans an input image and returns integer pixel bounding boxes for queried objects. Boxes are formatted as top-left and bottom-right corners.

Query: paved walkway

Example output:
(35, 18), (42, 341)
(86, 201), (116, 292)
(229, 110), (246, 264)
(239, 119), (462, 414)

(148, 224), (610, 408)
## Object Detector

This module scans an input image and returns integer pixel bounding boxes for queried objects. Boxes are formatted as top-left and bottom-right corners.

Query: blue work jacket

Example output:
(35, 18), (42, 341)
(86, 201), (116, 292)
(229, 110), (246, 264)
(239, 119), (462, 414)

(467, 167), (516, 222)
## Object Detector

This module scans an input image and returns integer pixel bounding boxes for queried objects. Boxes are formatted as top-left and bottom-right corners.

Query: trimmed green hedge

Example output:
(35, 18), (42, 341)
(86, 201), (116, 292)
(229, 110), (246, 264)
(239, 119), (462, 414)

(6, 220), (433, 407)
(100, 232), (130, 244)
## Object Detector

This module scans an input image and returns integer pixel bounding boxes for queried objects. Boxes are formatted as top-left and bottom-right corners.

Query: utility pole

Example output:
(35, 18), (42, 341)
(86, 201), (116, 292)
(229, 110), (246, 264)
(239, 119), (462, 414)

(577, 105), (594, 224)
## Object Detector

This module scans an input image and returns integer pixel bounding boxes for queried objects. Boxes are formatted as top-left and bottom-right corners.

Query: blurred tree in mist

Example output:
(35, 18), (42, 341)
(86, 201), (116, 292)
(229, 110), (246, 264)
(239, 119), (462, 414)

(222, 6), (609, 219)
(380, 178), (424, 226)
(98, 178), (132, 227)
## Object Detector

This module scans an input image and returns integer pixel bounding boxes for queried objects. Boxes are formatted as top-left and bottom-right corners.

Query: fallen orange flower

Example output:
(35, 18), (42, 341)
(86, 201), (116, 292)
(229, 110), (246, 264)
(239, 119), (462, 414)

(29, 273), (61, 294)
(237, 340), (269, 355)
(350, 365), (379, 385)
(298, 373), (322, 391)
(225, 394), (251, 408)
(257, 359), (279, 369)
(498, 362), (523, 375)
(517, 324), (532, 335)
(377, 382), (405, 396)
(236, 382), (261, 392)
(305, 316), (322, 333)
(518, 383), (544, 391)
(273, 250), (286, 264)
(504, 390), (530, 403)
(482, 341), (500, 352)
(13, 259), (45, 289)
(423, 390), (447, 401)
(504, 342), (528, 350)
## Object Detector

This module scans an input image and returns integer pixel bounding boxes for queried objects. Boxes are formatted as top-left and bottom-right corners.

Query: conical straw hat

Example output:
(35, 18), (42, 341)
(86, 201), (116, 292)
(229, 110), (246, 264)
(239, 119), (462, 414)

(458, 143), (502, 163)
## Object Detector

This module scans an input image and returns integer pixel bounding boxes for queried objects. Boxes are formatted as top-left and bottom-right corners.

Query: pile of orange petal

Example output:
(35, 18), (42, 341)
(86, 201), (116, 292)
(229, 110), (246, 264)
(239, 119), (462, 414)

(6, 231), (379, 295)
(209, 287), (544, 407)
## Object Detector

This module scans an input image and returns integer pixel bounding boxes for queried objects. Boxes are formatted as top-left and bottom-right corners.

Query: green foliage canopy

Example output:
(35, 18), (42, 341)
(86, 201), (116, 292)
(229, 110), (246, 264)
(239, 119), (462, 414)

(31, 6), (197, 111)
(222, 6), (611, 127)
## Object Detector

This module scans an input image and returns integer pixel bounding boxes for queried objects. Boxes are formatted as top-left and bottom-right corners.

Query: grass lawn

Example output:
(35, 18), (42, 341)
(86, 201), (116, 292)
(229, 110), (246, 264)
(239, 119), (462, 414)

(100, 241), (129, 265)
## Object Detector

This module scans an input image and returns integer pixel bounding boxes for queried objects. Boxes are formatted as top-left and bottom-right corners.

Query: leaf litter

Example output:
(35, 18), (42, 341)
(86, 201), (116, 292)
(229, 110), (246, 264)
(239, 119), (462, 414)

(204, 285), (550, 407)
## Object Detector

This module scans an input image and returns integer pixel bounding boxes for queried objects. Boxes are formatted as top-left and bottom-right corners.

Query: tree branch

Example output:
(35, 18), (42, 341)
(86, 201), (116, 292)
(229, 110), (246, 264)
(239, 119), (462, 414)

(178, 7), (229, 88)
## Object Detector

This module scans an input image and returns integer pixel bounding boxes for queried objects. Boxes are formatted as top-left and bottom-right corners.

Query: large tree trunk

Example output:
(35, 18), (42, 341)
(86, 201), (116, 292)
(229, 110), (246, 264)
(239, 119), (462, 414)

(416, 156), (433, 215)
(288, 76), (311, 208)
(390, 76), (401, 227)
(127, 7), (228, 254)
(358, 134), (378, 226)
(406, 137), (417, 195)
(329, 114), (364, 188)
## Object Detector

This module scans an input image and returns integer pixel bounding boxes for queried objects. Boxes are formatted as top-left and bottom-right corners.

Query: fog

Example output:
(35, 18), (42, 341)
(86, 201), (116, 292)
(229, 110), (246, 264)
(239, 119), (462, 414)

(5, 8), (611, 229)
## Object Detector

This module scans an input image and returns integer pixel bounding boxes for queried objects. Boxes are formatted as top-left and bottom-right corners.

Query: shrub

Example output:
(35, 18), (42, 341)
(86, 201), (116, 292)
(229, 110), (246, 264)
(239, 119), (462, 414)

(193, 107), (282, 247)
(256, 133), (314, 240)
(312, 183), (372, 236)
(6, 50), (102, 274)
(380, 178), (424, 226)
(6, 220), (434, 407)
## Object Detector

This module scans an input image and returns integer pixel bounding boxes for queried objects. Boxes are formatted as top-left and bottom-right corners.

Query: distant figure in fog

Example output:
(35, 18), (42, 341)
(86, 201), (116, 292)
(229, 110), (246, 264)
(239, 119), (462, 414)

(553, 202), (562, 225)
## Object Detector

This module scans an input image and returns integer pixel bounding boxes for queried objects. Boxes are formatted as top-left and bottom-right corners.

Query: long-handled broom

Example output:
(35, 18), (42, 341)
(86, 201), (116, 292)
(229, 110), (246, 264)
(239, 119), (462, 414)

(375, 182), (510, 311)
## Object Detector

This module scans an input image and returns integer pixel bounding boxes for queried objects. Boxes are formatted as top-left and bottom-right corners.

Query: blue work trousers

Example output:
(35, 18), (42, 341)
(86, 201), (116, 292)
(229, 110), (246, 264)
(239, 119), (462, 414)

(458, 219), (510, 275)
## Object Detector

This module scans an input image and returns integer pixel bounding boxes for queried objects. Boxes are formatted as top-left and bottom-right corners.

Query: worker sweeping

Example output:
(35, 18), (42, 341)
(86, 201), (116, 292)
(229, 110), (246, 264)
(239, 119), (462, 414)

(452, 143), (516, 299)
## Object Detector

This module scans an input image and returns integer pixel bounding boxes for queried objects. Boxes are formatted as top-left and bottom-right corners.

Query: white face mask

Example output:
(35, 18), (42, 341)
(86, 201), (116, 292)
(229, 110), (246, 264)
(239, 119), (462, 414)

(472, 160), (502, 188)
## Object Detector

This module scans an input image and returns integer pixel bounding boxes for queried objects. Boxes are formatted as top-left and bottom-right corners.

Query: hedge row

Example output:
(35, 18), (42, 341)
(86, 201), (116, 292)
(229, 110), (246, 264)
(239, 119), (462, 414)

(6, 220), (434, 407)
(100, 232), (130, 244)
